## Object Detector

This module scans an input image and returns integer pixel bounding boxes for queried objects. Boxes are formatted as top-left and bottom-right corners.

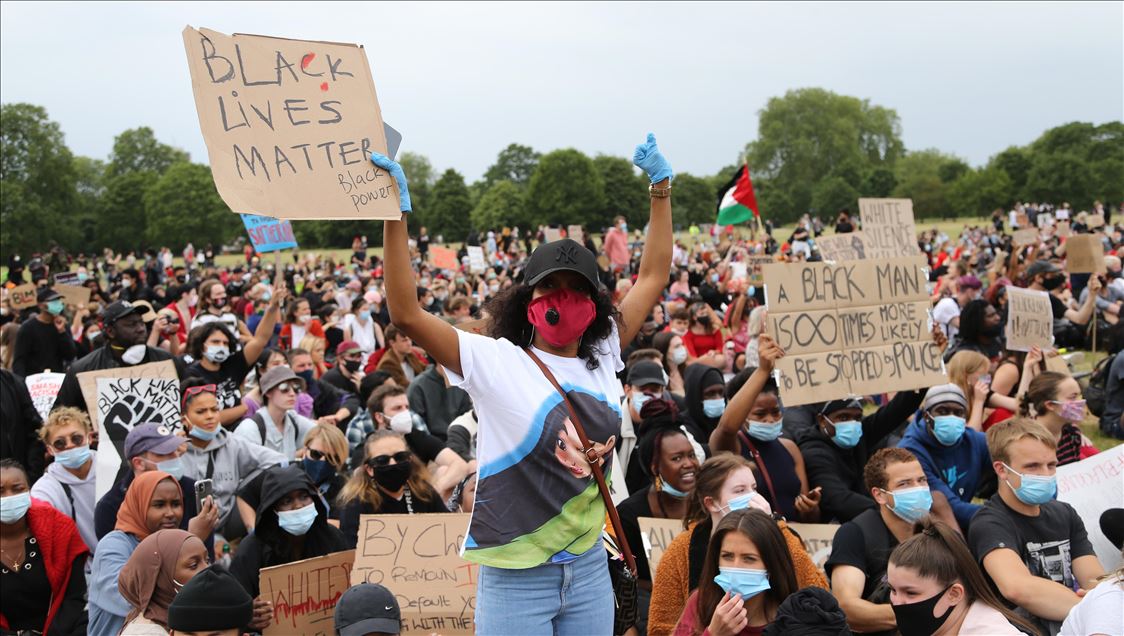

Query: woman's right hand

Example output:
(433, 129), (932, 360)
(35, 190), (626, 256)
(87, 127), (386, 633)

(370, 151), (411, 213)
(707, 592), (748, 636)
(758, 334), (784, 372)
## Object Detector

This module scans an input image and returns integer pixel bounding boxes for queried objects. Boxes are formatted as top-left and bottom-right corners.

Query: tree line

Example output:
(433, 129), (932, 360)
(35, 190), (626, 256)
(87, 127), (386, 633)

(2, 88), (1121, 256)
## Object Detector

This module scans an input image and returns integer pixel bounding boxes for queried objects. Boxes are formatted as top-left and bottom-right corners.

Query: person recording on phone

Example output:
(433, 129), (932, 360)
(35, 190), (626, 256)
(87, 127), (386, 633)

(93, 423), (219, 556)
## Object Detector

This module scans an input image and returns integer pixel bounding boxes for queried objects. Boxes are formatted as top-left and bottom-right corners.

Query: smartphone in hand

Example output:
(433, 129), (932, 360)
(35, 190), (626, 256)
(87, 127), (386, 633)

(194, 478), (213, 510)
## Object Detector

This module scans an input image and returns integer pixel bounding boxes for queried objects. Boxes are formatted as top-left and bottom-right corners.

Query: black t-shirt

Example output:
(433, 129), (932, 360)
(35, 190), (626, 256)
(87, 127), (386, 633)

(835, 221), (854, 234)
(1048, 294), (1067, 320)
(338, 490), (450, 548)
(418, 234), (430, 254)
(825, 508), (898, 601)
(186, 354), (251, 411)
(616, 488), (657, 583)
(967, 494), (1095, 635)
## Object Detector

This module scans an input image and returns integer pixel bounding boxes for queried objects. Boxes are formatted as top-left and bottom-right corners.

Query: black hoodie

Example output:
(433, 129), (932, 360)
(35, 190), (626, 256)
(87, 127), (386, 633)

(684, 364), (726, 436)
(229, 465), (349, 598)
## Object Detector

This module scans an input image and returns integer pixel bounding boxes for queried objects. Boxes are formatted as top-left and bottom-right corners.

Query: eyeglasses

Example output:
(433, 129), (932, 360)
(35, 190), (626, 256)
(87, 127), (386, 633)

(367, 451), (412, 467)
(306, 448), (331, 463)
(274, 383), (300, 394)
(51, 433), (87, 452)
(182, 384), (217, 409)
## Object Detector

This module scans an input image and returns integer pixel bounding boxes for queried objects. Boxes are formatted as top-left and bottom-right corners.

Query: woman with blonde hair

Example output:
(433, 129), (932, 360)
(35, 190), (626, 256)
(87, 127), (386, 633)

(298, 334), (328, 379)
(297, 424), (349, 515)
(948, 350), (1029, 432)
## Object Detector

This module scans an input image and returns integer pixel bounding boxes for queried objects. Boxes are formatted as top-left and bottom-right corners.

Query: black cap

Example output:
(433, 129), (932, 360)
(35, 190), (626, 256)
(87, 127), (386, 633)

(334, 583), (401, 636)
(37, 287), (62, 303)
(628, 360), (667, 387)
(523, 239), (601, 291)
(1100, 508), (1124, 550)
(820, 398), (863, 416)
(1026, 260), (1062, 278)
(167, 567), (253, 631)
(101, 300), (145, 325)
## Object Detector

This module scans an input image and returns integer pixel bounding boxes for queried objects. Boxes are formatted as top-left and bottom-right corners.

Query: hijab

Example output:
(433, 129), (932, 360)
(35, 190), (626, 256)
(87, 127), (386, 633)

(115, 470), (181, 539)
(118, 529), (198, 628)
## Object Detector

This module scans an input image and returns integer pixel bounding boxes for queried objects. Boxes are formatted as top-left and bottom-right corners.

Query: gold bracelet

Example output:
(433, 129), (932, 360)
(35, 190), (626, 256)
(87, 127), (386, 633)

(649, 184), (672, 199)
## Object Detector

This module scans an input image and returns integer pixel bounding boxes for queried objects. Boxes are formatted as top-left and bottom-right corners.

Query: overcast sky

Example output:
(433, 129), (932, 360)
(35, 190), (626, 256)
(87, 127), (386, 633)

(2, 2), (1121, 181)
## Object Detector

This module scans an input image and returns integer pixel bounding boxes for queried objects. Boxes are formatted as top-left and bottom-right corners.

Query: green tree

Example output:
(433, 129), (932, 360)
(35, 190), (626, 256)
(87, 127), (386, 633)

(671, 173), (716, 227)
(106, 127), (189, 178)
(143, 162), (240, 248)
(73, 156), (106, 244)
(593, 155), (647, 228)
(892, 149), (958, 218)
(471, 180), (527, 231)
(861, 167), (897, 198)
(938, 158), (970, 184)
(811, 176), (859, 217)
(1023, 153), (1095, 208)
(0, 103), (78, 255)
(428, 169), (474, 241)
(747, 88), (903, 222)
(526, 149), (605, 228)
(989, 146), (1032, 195)
(99, 172), (151, 252)
(483, 143), (540, 188)
(398, 151), (434, 232)
(947, 166), (1013, 216)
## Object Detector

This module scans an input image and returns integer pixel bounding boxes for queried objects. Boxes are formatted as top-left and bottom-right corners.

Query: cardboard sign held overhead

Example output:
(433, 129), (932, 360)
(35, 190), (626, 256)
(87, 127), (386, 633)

(638, 517), (684, 580)
(9, 283), (38, 310)
(567, 225), (584, 244)
(1065, 235), (1106, 274)
(815, 232), (871, 262)
(260, 550), (355, 636)
(53, 271), (81, 286)
(352, 513), (475, 635)
(466, 245), (486, 274)
(53, 284), (90, 309)
(543, 227), (562, 243)
(430, 246), (459, 271)
(1013, 228), (1039, 247)
(859, 198), (919, 258)
(745, 255), (774, 286)
(182, 27), (399, 220)
(1087, 213), (1106, 229)
(241, 213), (299, 253)
(26, 372), (65, 420)
(1056, 221), (1072, 238)
(1005, 287), (1053, 352)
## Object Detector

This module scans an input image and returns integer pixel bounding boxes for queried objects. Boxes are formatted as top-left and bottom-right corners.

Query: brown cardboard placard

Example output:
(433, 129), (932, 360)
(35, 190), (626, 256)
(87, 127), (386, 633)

(1005, 287), (1054, 352)
(351, 514), (475, 635)
(1065, 235), (1106, 274)
(765, 256), (945, 405)
(543, 227), (562, 243)
(1056, 221), (1072, 239)
(815, 232), (871, 262)
(182, 27), (399, 220)
(10, 283), (38, 310)
(1087, 213), (1106, 229)
(859, 198), (919, 258)
(638, 517), (685, 579)
(786, 522), (840, 570)
(1013, 228), (1039, 247)
(567, 225), (584, 244)
(745, 255), (774, 286)
(52, 284), (90, 309)
(260, 550), (355, 636)
(430, 246), (459, 271)
(1016, 212), (1030, 227)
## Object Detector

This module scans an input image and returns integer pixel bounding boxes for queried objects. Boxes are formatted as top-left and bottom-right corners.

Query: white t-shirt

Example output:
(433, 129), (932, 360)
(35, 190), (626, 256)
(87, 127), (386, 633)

(342, 313), (378, 354)
(447, 325), (624, 569)
(1060, 576), (1124, 636)
(932, 296), (961, 340)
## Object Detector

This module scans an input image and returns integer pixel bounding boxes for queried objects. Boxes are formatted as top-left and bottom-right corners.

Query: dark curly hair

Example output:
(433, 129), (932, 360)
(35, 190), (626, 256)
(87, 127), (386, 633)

(484, 282), (621, 370)
(186, 322), (237, 360)
(956, 299), (991, 343)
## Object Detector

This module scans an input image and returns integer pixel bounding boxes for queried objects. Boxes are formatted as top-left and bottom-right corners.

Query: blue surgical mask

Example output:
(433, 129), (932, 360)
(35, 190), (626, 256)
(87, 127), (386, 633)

(358, 310), (371, 322)
(277, 501), (318, 536)
(633, 392), (652, 413)
(148, 457), (184, 481)
(714, 567), (771, 599)
(54, 445), (91, 469)
(1003, 463), (1057, 505)
(722, 491), (759, 515)
(46, 299), (65, 316)
(703, 399), (726, 418)
(747, 420), (783, 442)
(931, 415), (966, 446)
(77, 272), (89, 283)
(827, 418), (862, 449)
(659, 476), (690, 499)
(881, 486), (933, 523)
(0, 492), (32, 524)
(261, 290), (272, 303)
(189, 425), (217, 442)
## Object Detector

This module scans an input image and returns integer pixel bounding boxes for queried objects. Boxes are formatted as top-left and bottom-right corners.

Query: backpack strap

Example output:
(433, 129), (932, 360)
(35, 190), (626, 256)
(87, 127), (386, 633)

(252, 411), (268, 445)
(60, 482), (76, 518)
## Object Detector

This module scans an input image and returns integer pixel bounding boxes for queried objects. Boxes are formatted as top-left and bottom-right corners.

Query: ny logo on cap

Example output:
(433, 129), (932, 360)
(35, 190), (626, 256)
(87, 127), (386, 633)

(555, 243), (579, 265)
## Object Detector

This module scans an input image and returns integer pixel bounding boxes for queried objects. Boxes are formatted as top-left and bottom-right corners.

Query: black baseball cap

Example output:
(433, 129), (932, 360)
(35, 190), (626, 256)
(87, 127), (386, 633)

(334, 583), (400, 636)
(523, 239), (601, 290)
(37, 287), (62, 303)
(101, 300), (146, 325)
(628, 360), (667, 387)
(1026, 260), (1061, 278)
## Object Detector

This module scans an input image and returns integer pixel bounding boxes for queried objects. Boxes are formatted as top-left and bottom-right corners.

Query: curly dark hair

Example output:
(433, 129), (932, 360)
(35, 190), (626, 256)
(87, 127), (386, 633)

(957, 299), (991, 343)
(186, 322), (237, 360)
(484, 282), (621, 370)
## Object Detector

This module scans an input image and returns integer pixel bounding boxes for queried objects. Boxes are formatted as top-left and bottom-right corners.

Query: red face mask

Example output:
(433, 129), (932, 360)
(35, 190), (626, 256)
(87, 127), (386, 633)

(526, 287), (596, 348)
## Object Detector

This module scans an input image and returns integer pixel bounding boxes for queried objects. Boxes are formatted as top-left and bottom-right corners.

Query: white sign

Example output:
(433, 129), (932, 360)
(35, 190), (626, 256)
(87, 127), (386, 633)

(94, 376), (182, 499)
(25, 372), (65, 421)
(467, 245), (486, 274)
(1056, 445), (1124, 570)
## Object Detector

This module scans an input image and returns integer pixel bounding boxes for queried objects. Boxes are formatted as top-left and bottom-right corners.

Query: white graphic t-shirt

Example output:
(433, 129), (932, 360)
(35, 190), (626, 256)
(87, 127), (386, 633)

(447, 326), (624, 569)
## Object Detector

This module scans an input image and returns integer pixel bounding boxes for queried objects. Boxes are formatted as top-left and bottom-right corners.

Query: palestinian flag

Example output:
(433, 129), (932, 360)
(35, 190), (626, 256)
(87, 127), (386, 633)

(716, 164), (760, 226)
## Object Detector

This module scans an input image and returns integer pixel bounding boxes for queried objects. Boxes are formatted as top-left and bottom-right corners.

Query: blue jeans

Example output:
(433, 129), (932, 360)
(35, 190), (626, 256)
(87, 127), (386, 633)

(475, 546), (613, 635)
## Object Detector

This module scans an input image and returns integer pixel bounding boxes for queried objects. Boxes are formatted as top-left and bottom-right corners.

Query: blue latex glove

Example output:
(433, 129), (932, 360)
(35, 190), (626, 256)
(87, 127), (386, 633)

(632, 133), (674, 184)
(370, 151), (411, 213)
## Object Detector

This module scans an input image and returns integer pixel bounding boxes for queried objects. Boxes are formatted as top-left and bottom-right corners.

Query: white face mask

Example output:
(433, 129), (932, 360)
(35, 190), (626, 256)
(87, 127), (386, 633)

(387, 411), (415, 434)
(121, 344), (146, 365)
(670, 347), (688, 365)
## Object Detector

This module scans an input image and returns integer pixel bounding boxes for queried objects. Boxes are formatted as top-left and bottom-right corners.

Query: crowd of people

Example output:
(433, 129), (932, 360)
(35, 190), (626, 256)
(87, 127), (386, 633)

(0, 139), (1122, 636)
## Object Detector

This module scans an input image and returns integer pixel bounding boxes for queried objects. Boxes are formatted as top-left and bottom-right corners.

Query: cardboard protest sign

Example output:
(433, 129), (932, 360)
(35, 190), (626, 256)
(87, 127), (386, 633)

(9, 283), (38, 310)
(543, 227), (562, 243)
(567, 225), (584, 244)
(351, 513), (475, 635)
(1004, 287), (1053, 352)
(764, 256), (946, 405)
(26, 372), (65, 420)
(77, 361), (180, 499)
(1013, 228), (1039, 247)
(1016, 212), (1030, 228)
(745, 255), (774, 286)
(859, 198), (919, 258)
(638, 517), (684, 579)
(1065, 235), (1106, 274)
(182, 27), (399, 220)
(1037, 213), (1054, 229)
(730, 262), (748, 281)
(466, 246), (486, 274)
(52, 284), (90, 309)
(1087, 213), (1105, 229)
(430, 246), (459, 271)
(1044, 355), (1071, 376)
(787, 522), (840, 570)
(260, 549), (355, 635)
(1056, 221), (1072, 238)
(815, 232), (871, 262)
(1057, 445), (1123, 570)
(241, 213), (299, 252)
(53, 271), (81, 286)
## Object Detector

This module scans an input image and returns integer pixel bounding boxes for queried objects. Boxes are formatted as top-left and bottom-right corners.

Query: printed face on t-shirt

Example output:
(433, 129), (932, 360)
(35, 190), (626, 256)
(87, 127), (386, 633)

(554, 419), (593, 479)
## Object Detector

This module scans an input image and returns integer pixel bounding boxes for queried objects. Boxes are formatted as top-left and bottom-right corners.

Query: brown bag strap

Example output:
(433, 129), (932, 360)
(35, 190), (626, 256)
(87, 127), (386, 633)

(524, 348), (638, 578)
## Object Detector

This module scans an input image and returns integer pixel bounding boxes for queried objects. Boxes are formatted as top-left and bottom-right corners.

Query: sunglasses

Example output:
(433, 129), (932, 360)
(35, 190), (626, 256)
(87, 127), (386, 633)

(305, 448), (334, 463)
(182, 383), (217, 409)
(367, 451), (412, 467)
(274, 382), (301, 394)
(51, 433), (87, 452)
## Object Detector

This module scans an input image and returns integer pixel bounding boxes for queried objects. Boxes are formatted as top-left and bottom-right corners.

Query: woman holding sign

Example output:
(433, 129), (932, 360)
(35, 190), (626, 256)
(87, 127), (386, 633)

(374, 133), (674, 634)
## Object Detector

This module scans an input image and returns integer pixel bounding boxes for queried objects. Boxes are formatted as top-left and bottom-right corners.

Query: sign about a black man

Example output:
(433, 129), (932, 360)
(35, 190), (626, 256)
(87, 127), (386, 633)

(764, 256), (946, 406)
(182, 27), (400, 220)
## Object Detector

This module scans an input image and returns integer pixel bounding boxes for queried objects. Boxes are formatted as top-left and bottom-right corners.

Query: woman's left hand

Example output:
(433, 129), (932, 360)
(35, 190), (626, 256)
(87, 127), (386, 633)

(248, 597), (273, 631)
(632, 133), (674, 184)
(931, 324), (949, 353)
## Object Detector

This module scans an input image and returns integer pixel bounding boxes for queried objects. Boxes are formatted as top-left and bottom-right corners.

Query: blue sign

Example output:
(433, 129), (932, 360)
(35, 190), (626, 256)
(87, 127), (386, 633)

(241, 214), (298, 253)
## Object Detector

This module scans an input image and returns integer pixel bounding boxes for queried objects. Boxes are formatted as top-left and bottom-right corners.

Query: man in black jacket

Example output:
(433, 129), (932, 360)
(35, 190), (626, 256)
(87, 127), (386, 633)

(0, 369), (47, 482)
